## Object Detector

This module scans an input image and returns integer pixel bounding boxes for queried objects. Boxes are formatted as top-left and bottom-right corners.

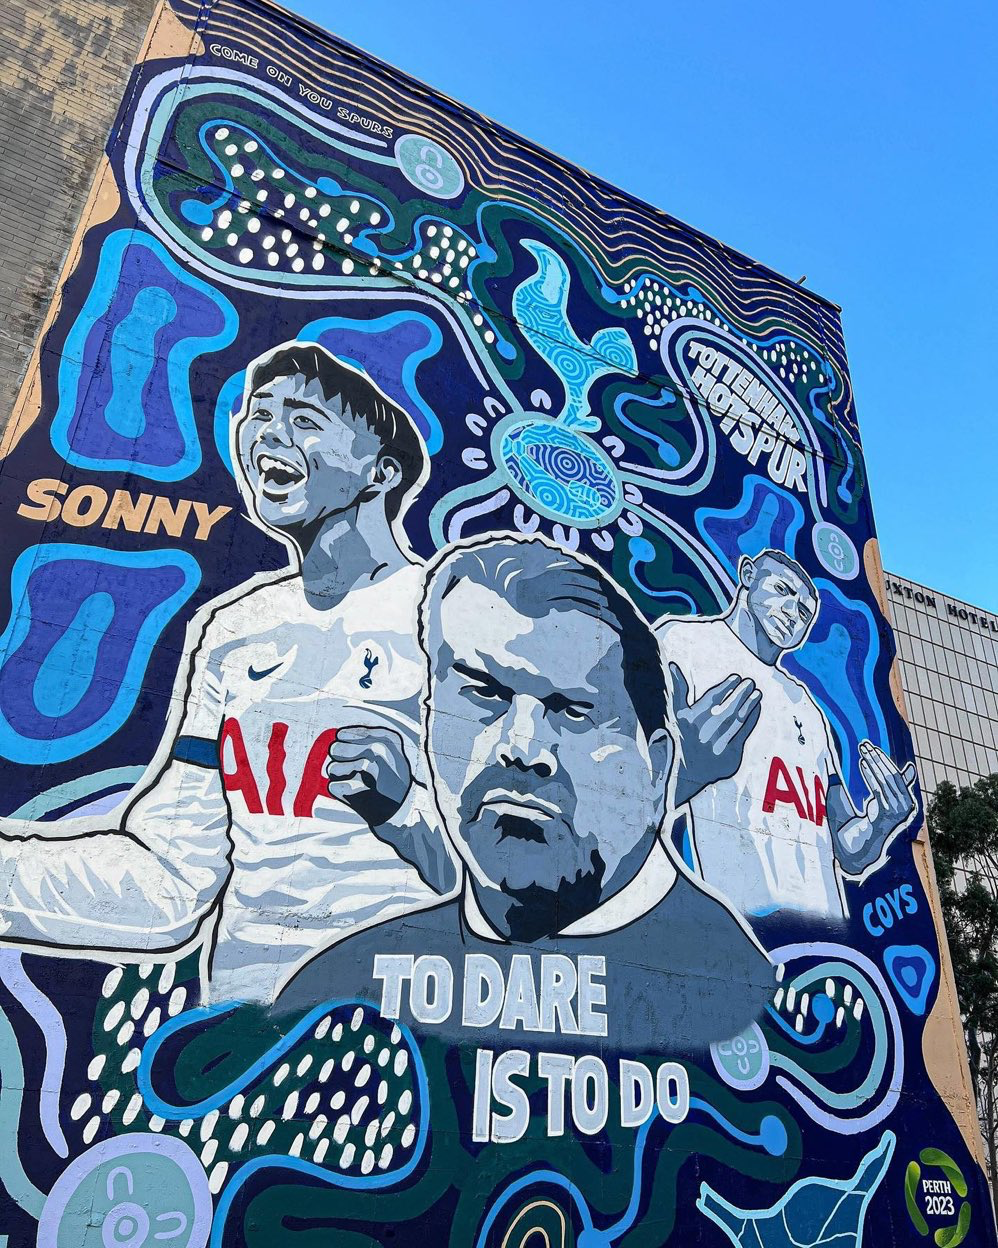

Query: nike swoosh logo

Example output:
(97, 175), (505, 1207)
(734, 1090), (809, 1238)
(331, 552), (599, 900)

(248, 662), (283, 681)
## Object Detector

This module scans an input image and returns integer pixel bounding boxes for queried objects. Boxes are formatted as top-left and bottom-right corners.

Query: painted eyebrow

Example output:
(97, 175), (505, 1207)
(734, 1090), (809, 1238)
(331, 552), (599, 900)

(453, 661), (513, 696)
(452, 660), (596, 710)
(454, 660), (504, 684)
(286, 399), (331, 413)
(777, 579), (807, 597)
(248, 395), (332, 420)
(545, 690), (595, 714)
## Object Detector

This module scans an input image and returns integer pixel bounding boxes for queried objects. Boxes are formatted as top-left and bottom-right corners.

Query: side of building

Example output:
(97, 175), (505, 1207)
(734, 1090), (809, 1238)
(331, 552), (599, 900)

(0, 1), (992, 1244)
(0, 0), (159, 424)
(884, 572), (998, 796)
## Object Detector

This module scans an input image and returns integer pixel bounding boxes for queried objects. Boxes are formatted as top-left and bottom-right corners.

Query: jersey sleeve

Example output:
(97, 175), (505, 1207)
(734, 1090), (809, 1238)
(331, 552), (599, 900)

(170, 604), (229, 764)
(0, 607), (233, 951)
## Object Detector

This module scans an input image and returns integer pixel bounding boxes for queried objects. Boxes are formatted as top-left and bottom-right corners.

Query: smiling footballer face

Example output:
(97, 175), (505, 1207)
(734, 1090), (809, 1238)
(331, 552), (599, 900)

(235, 371), (386, 535)
(743, 552), (818, 652)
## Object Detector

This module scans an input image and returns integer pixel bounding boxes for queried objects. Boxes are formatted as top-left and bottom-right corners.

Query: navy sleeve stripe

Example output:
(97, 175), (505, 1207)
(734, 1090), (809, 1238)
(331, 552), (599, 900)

(173, 735), (219, 769)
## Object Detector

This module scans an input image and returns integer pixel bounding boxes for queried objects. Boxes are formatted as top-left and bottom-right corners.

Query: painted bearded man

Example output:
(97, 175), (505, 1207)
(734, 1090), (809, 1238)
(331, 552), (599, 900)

(281, 535), (773, 1052)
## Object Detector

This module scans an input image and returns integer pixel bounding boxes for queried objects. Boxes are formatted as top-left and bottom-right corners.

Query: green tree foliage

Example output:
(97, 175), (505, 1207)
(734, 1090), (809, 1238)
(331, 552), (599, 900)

(929, 775), (998, 1203)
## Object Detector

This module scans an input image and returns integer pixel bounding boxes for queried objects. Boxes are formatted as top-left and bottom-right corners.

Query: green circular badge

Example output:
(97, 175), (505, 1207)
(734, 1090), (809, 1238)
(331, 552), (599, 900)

(711, 1021), (770, 1091)
(812, 521), (859, 580)
(904, 1147), (971, 1247)
(394, 134), (464, 199)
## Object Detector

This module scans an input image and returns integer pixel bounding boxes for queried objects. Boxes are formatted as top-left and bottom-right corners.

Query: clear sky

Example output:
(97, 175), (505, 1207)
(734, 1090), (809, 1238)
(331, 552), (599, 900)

(286, 0), (998, 610)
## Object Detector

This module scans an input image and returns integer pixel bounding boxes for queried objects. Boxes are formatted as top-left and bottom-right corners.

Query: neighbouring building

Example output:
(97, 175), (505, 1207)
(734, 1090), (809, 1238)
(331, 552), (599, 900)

(0, 2), (992, 1245)
(0, 0), (159, 425)
(884, 572), (998, 797)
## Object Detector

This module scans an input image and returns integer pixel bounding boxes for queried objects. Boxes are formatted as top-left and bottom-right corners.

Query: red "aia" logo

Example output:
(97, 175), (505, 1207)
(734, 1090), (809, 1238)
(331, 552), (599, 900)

(219, 717), (337, 818)
(762, 756), (827, 826)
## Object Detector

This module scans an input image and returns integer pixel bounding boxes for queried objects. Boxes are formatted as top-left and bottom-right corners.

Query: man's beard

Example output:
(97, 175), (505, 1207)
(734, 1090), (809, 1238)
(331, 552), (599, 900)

(455, 765), (605, 942)
(497, 855), (606, 943)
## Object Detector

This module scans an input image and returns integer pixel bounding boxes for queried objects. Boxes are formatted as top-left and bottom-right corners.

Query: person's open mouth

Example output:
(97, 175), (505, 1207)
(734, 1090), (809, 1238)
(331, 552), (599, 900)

(255, 453), (306, 500)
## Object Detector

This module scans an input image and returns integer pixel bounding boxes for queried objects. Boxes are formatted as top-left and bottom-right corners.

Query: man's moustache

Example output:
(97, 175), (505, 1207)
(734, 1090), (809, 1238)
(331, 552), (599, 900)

(460, 768), (572, 823)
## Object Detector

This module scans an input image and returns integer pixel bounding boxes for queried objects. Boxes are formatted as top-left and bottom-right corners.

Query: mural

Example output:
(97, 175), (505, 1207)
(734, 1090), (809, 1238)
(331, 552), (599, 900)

(0, 1), (990, 1244)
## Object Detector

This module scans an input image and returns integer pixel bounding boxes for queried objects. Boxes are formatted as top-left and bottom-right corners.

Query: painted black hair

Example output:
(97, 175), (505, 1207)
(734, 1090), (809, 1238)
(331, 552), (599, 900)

(420, 536), (670, 744)
(247, 342), (427, 522)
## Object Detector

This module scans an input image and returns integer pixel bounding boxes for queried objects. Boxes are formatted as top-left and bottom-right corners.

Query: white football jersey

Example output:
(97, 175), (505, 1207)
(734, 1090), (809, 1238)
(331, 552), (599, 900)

(656, 617), (845, 920)
(0, 563), (443, 1005)
(179, 563), (441, 1001)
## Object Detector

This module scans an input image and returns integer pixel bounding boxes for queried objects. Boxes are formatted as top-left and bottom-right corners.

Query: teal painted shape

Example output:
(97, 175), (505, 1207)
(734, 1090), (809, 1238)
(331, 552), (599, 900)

(493, 241), (635, 527)
(513, 240), (637, 431)
(884, 944), (937, 1015)
(493, 415), (623, 528)
(8, 766), (145, 820)
(37, 1133), (212, 1248)
(52, 230), (238, 481)
(697, 1130), (895, 1248)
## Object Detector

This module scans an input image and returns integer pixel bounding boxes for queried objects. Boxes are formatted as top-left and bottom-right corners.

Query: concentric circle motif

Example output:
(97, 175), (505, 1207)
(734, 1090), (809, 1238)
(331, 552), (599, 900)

(493, 418), (624, 528)
(812, 521), (859, 580)
(711, 1021), (770, 1091)
(394, 134), (464, 199)
(38, 1134), (212, 1248)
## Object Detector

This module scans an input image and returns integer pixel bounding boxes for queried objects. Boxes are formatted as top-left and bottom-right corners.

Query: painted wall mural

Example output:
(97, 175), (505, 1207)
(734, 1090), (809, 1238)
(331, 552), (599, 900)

(0, 2), (989, 1244)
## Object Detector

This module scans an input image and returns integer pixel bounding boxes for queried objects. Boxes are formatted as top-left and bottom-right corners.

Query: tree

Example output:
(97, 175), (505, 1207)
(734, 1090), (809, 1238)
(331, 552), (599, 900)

(929, 774), (998, 1205)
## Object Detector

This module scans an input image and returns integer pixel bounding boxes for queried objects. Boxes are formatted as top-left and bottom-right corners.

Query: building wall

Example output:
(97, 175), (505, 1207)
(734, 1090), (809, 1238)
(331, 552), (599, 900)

(0, 0), (158, 425)
(0, 1), (991, 1244)
(884, 572), (998, 796)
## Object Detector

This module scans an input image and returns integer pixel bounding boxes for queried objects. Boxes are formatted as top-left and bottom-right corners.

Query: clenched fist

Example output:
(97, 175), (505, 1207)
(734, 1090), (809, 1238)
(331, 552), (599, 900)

(324, 725), (414, 829)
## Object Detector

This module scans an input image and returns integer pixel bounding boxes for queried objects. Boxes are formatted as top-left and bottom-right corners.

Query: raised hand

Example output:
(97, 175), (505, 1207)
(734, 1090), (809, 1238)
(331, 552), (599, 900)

(671, 664), (762, 805)
(325, 725), (414, 829)
(829, 741), (919, 874)
(858, 741), (918, 836)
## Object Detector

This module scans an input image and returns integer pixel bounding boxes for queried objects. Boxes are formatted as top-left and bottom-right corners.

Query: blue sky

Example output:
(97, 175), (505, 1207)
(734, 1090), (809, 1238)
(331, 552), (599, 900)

(286, 0), (998, 610)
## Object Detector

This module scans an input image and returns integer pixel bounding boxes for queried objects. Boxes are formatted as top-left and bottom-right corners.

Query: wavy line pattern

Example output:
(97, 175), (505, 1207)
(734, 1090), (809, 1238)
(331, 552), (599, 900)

(165, 0), (857, 441)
